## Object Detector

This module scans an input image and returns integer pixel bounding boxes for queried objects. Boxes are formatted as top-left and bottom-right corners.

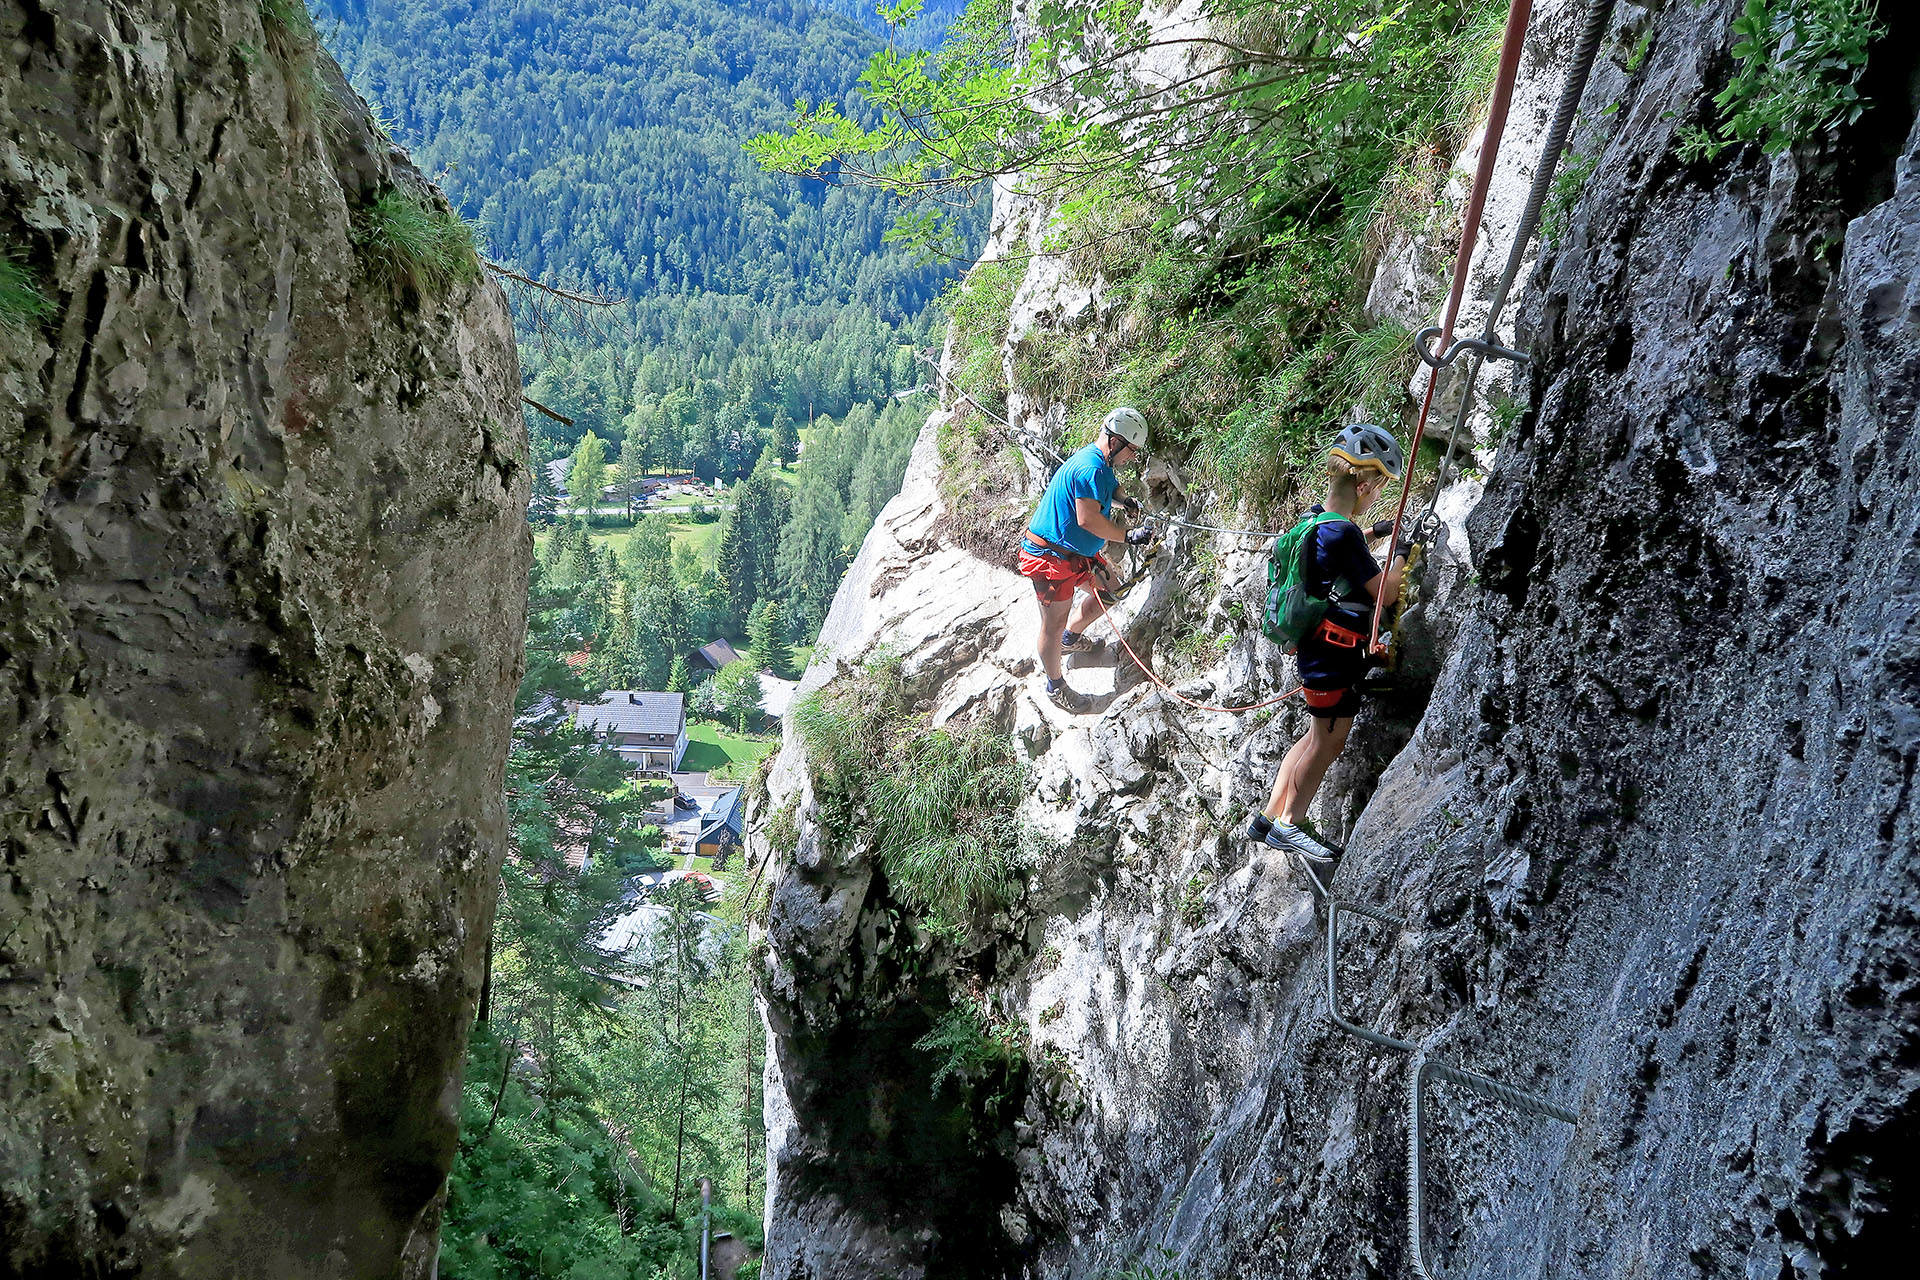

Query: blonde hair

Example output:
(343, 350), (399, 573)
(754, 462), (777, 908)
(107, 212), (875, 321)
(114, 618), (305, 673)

(1326, 454), (1388, 504)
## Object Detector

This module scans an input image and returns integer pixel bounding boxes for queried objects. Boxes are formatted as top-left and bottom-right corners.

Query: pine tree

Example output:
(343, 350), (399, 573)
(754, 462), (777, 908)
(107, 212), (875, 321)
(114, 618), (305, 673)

(717, 462), (788, 630)
(772, 406), (799, 469)
(776, 472), (848, 636)
(529, 452), (560, 526)
(749, 600), (797, 680)
(667, 654), (692, 694)
(555, 528), (597, 588)
(612, 442), (647, 521)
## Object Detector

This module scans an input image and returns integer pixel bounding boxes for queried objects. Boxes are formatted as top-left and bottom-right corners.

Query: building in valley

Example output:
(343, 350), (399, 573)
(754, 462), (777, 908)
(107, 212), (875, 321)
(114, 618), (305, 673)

(575, 690), (688, 773)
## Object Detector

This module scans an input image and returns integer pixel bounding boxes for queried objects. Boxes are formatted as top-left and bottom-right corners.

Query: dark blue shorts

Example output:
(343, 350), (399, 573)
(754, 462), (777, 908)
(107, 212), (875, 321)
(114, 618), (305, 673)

(1296, 632), (1368, 719)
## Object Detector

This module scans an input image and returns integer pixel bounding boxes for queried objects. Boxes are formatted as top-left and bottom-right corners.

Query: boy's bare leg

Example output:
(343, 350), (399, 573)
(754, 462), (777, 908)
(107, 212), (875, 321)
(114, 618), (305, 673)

(1265, 715), (1355, 824)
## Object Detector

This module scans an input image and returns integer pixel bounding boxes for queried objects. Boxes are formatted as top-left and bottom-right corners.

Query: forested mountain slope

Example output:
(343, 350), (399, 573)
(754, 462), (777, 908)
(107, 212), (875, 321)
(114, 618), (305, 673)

(317, 0), (961, 482)
(317, 0), (947, 314)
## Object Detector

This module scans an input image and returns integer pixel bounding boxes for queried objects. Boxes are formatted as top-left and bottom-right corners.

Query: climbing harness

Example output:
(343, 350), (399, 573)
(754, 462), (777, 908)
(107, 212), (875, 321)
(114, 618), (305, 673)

(1372, 0), (1620, 662)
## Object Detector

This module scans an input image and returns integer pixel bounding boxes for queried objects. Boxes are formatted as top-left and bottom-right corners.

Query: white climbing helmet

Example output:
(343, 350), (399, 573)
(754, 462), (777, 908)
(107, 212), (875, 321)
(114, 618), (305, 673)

(1330, 422), (1404, 479)
(1102, 406), (1148, 455)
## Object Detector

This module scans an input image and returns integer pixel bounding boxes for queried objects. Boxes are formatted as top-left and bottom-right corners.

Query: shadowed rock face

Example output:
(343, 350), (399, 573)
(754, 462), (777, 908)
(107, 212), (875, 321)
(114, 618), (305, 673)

(754, 2), (1919, 1276)
(0, 5), (527, 1277)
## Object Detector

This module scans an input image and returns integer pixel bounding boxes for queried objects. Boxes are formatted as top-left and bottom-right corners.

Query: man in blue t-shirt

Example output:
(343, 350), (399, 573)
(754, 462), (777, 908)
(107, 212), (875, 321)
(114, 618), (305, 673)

(1018, 407), (1151, 712)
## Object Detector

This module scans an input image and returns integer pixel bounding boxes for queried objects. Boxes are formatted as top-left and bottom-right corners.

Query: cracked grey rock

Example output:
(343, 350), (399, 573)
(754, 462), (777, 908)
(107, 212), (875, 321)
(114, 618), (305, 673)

(0, 6), (527, 1277)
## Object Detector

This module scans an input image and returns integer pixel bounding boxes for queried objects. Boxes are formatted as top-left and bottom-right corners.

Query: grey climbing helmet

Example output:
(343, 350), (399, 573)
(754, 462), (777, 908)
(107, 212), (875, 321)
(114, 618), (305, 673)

(1329, 423), (1404, 479)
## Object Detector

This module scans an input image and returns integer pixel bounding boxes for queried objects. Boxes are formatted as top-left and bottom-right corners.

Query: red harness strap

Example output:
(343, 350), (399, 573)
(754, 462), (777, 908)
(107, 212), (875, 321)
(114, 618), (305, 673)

(1312, 618), (1366, 650)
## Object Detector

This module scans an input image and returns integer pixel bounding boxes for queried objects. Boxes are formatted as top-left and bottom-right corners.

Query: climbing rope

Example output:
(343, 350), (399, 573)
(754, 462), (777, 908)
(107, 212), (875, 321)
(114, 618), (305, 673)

(1372, 0), (1620, 659)
(1367, 0), (1533, 656)
(1087, 588), (1304, 715)
(1410, 0), (1622, 551)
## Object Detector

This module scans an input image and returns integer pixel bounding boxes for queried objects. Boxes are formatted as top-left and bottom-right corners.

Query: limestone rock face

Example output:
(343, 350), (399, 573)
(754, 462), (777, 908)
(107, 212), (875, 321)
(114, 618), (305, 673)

(0, 6), (527, 1277)
(755, 1), (1919, 1277)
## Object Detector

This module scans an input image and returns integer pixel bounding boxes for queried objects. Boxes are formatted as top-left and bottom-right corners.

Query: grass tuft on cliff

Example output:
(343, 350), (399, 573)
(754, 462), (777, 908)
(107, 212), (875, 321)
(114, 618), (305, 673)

(259, 0), (319, 63)
(793, 653), (1027, 934)
(0, 250), (52, 334)
(352, 187), (482, 295)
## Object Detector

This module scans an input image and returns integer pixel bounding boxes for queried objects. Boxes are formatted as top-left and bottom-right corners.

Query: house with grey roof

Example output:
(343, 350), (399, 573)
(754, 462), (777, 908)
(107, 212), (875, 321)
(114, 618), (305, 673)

(694, 787), (745, 865)
(575, 690), (688, 773)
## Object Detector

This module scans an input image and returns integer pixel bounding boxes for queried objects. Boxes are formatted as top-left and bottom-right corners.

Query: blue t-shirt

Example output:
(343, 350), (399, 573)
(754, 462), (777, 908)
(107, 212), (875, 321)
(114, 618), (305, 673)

(1026, 442), (1118, 558)
(1305, 505), (1383, 630)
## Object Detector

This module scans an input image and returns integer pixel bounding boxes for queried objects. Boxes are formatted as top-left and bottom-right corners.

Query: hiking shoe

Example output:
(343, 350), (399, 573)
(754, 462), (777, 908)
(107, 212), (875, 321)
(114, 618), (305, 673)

(1295, 817), (1346, 856)
(1046, 681), (1093, 713)
(1059, 630), (1102, 655)
(1264, 822), (1340, 868)
(1247, 812), (1345, 854)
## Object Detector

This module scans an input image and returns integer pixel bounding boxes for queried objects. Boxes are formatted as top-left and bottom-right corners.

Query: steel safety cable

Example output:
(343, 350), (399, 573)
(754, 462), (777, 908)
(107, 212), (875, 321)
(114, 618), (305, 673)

(1369, 0), (1535, 656)
(1293, 848), (1580, 1280)
(1412, 0), (1621, 539)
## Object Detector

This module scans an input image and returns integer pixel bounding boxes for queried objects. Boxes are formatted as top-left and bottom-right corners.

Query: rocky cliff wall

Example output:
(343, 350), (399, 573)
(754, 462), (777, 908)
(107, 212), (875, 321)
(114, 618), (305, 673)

(0, 4), (528, 1276)
(754, 1), (1919, 1277)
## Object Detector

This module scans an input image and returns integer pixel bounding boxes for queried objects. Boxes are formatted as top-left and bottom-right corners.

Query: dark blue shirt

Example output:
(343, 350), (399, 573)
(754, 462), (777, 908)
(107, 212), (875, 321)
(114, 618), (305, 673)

(1027, 442), (1118, 558)
(1305, 506), (1383, 630)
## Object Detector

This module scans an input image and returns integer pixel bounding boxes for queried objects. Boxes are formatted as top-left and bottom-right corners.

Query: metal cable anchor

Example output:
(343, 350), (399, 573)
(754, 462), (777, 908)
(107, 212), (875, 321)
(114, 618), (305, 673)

(1414, 326), (1531, 370)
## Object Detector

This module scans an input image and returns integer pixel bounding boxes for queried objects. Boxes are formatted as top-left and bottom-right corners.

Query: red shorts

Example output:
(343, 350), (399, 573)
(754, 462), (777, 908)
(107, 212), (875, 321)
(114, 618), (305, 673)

(1019, 547), (1109, 605)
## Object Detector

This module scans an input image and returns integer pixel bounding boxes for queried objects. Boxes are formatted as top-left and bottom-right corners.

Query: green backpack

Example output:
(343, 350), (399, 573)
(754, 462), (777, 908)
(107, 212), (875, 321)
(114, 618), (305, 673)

(1261, 511), (1351, 651)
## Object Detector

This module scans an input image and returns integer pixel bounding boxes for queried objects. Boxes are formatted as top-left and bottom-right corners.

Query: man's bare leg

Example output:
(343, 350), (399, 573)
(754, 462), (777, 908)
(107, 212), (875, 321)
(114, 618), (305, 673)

(1037, 596), (1072, 682)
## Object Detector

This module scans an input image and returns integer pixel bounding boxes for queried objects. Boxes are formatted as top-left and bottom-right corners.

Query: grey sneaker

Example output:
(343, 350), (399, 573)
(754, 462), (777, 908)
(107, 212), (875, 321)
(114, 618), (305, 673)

(1266, 822), (1339, 867)
(1046, 681), (1093, 713)
(1059, 630), (1102, 655)
(1295, 817), (1347, 856)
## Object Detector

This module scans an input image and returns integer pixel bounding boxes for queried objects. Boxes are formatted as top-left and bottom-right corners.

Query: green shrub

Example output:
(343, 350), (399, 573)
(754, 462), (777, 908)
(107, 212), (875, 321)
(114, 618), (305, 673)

(940, 257), (1019, 416)
(1178, 872), (1213, 927)
(351, 187), (482, 294)
(914, 996), (1024, 1095)
(0, 249), (52, 334)
(1680, 0), (1883, 160)
(764, 799), (799, 858)
(1540, 150), (1598, 246)
(793, 654), (1027, 934)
